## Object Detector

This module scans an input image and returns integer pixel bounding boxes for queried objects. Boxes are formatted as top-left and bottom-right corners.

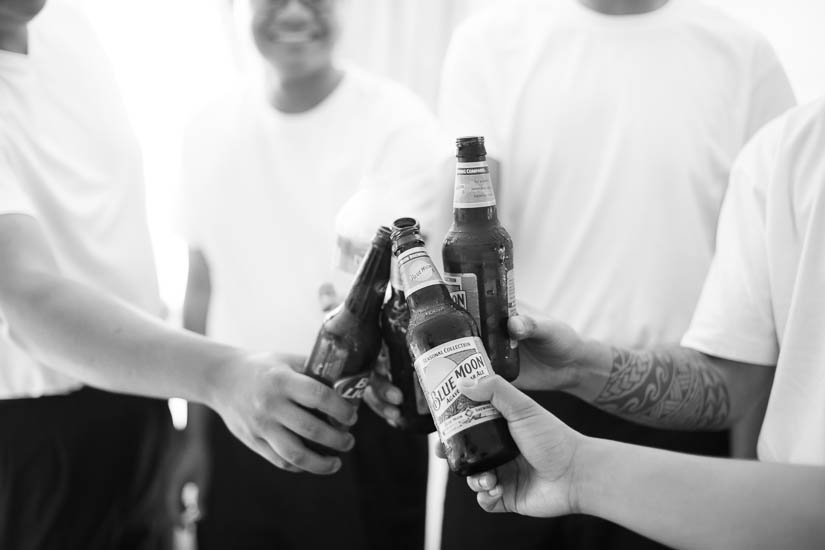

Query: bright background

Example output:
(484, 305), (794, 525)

(69, 1), (825, 548)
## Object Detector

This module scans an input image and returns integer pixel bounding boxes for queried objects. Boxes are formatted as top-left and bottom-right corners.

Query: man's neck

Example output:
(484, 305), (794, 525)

(577, 0), (670, 16)
(267, 66), (344, 114)
(0, 25), (28, 54)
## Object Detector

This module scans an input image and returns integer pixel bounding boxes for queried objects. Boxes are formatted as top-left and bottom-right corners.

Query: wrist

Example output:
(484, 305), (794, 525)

(567, 338), (613, 401)
(198, 344), (247, 411)
(568, 435), (611, 516)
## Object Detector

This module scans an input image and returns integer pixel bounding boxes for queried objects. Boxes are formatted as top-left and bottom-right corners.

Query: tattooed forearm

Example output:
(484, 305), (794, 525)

(593, 347), (730, 430)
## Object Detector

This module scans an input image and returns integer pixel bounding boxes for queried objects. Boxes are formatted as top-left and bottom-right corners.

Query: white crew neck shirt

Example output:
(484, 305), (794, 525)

(178, 66), (445, 354)
(0, 1), (161, 398)
(683, 98), (825, 465)
(438, 0), (795, 348)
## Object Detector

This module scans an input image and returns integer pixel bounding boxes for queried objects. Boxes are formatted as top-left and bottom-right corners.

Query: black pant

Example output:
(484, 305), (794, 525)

(0, 387), (173, 550)
(442, 391), (729, 550)
(198, 404), (428, 550)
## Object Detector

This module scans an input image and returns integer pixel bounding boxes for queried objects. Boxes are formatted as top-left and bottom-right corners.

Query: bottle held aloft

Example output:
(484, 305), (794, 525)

(443, 136), (519, 381)
(392, 217), (518, 476)
(303, 226), (392, 452)
(380, 255), (436, 434)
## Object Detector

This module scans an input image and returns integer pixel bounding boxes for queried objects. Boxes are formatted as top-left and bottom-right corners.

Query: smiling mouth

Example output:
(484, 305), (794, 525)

(271, 29), (323, 44)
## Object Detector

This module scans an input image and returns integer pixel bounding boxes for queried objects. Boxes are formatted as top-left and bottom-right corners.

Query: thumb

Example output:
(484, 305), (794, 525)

(458, 375), (543, 423)
(508, 314), (537, 341)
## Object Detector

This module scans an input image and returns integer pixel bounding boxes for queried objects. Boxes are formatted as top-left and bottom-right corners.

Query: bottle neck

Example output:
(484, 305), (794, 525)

(405, 283), (453, 313)
(453, 156), (499, 224)
(344, 240), (391, 319)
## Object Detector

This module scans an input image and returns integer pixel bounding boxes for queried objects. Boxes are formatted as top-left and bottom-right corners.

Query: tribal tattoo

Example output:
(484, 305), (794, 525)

(593, 347), (730, 430)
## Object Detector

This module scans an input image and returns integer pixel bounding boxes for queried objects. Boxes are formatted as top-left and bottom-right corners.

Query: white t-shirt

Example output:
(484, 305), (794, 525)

(0, 1), (162, 398)
(178, 67), (446, 354)
(682, 98), (825, 465)
(438, 0), (795, 348)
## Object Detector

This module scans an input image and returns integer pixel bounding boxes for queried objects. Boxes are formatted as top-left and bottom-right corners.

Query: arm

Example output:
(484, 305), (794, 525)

(460, 375), (825, 550)
(510, 314), (774, 430)
(0, 214), (356, 474)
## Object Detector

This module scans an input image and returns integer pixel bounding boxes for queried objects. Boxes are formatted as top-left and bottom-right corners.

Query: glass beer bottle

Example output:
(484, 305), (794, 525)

(443, 136), (519, 381)
(380, 255), (436, 434)
(303, 226), (392, 451)
(392, 217), (518, 476)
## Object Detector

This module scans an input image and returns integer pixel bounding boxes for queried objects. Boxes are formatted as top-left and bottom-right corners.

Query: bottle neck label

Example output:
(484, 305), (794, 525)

(414, 336), (501, 440)
(398, 246), (444, 296)
(454, 160), (496, 209)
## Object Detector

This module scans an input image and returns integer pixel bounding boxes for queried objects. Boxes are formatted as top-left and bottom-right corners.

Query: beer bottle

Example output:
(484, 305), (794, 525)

(443, 136), (519, 381)
(392, 217), (518, 476)
(380, 255), (436, 434)
(303, 226), (391, 451)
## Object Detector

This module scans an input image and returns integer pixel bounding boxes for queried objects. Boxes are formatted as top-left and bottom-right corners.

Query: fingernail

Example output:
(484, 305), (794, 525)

(347, 411), (359, 426)
(386, 407), (400, 420)
(489, 486), (502, 497)
(480, 475), (492, 489)
(345, 435), (355, 451)
(510, 316), (525, 333)
(331, 458), (342, 472)
(386, 388), (403, 404)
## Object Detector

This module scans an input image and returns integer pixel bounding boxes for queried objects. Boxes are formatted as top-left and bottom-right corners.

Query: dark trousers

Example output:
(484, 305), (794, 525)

(198, 404), (428, 550)
(0, 387), (173, 550)
(442, 391), (729, 550)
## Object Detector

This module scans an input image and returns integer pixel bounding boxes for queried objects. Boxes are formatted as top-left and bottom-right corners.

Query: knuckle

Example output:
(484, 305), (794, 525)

(284, 448), (308, 467)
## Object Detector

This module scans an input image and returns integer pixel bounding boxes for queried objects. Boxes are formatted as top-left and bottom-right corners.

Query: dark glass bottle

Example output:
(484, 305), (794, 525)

(392, 217), (518, 476)
(380, 256), (436, 434)
(443, 136), (519, 381)
(303, 226), (391, 452)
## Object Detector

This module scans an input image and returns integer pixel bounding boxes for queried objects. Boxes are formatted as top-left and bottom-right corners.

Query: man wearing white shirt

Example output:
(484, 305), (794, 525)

(0, 2), (356, 547)
(436, 0), (795, 547)
(459, 96), (825, 549)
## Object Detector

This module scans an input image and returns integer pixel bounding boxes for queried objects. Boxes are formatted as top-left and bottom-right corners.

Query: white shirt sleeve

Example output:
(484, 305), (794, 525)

(681, 119), (786, 365)
(0, 140), (36, 218)
(742, 37), (796, 142)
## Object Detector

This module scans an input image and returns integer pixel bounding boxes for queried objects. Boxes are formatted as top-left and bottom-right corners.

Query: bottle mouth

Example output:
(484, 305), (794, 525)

(390, 217), (423, 253)
(373, 225), (391, 247)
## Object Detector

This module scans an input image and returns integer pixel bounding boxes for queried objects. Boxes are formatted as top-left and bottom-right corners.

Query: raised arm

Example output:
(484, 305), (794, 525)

(0, 214), (356, 474)
(510, 314), (774, 430)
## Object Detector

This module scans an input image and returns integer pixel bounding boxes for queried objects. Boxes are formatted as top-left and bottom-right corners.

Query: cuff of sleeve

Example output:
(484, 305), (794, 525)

(681, 329), (778, 366)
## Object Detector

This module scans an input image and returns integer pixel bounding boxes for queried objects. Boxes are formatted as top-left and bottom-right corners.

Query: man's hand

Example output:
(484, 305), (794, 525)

(363, 347), (404, 426)
(509, 314), (612, 401)
(458, 375), (583, 517)
(210, 353), (358, 475)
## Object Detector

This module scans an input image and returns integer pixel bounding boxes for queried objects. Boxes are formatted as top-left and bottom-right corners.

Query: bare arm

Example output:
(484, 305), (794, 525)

(461, 375), (825, 550)
(0, 214), (356, 474)
(577, 438), (825, 550)
(510, 315), (774, 430)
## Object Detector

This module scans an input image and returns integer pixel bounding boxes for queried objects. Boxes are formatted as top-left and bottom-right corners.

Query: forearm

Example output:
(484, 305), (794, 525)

(575, 437), (825, 550)
(2, 270), (238, 406)
(565, 342), (762, 430)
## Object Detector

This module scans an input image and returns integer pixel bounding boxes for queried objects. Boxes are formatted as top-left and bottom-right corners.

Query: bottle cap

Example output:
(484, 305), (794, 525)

(456, 136), (487, 160)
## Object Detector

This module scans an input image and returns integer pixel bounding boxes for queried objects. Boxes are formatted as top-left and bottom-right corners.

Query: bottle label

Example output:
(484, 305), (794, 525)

(305, 331), (349, 382)
(334, 372), (371, 403)
(414, 336), (501, 440)
(444, 273), (481, 325)
(454, 161), (496, 208)
(506, 269), (518, 349)
(397, 246), (444, 296)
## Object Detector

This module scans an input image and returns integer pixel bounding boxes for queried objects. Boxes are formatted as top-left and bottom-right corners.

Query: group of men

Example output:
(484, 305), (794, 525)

(0, 0), (822, 549)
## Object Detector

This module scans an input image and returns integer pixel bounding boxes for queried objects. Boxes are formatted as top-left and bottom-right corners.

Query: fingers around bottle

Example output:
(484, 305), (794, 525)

(281, 406), (355, 453)
(476, 490), (507, 513)
(290, 374), (358, 426)
(363, 386), (401, 424)
(262, 427), (342, 475)
(250, 436), (302, 473)
(458, 375), (540, 423)
(467, 471), (498, 493)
